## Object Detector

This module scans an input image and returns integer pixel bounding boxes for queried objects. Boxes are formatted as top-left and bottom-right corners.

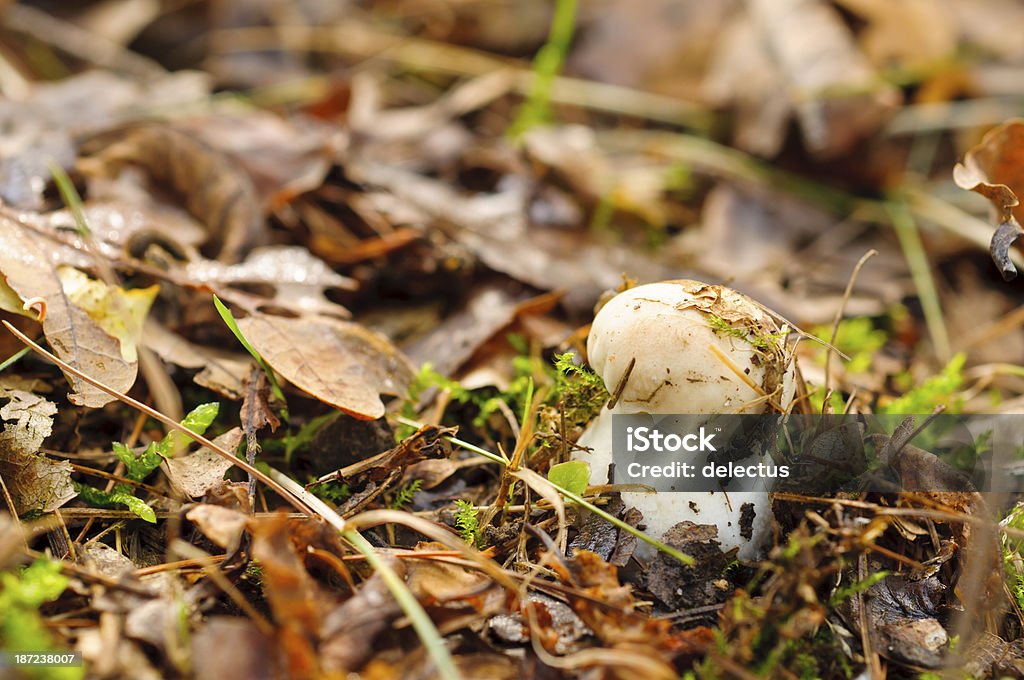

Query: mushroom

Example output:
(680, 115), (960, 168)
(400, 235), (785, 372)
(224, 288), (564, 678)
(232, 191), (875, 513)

(574, 280), (797, 558)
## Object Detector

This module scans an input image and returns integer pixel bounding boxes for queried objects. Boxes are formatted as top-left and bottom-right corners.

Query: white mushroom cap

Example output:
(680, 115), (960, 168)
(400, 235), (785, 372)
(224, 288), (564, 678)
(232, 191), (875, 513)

(587, 280), (796, 414)
(575, 280), (798, 559)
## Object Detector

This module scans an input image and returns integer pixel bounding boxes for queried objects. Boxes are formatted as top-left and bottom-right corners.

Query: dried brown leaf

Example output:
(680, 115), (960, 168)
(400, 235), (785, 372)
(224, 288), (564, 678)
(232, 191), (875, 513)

(143, 320), (248, 399)
(186, 504), (248, 552)
(78, 121), (265, 262)
(954, 119), (1024, 279)
(176, 112), (339, 210)
(249, 515), (322, 675)
(0, 216), (135, 406)
(0, 389), (56, 455)
(741, 0), (900, 156)
(0, 71), (209, 210)
(0, 389), (74, 514)
(192, 617), (280, 680)
(320, 564), (404, 674)
(353, 161), (682, 312)
(236, 313), (414, 420)
(183, 246), (354, 318)
(0, 455), (75, 515)
(953, 120), (1024, 222)
(405, 542), (492, 605)
(165, 428), (244, 499)
(839, 574), (948, 668)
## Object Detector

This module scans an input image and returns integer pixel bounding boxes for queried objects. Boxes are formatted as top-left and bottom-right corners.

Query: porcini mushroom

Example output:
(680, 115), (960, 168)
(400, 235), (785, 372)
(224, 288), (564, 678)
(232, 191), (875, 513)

(575, 280), (797, 558)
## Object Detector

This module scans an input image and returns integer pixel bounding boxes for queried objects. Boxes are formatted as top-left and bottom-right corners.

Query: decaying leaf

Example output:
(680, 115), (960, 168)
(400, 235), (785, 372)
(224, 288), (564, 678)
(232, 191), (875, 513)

(165, 428), (243, 499)
(744, 0), (900, 157)
(77, 121), (265, 262)
(0, 389), (75, 514)
(249, 515), (323, 674)
(186, 504), (249, 552)
(175, 112), (340, 211)
(57, 266), (157, 362)
(81, 542), (136, 579)
(645, 522), (731, 611)
(404, 284), (533, 377)
(143, 320), (249, 399)
(836, 0), (957, 73)
(352, 160), (682, 312)
(838, 574), (948, 668)
(954, 119), (1024, 279)
(320, 563), (404, 674)
(236, 312), (414, 419)
(0, 216), (136, 406)
(318, 424), (456, 484)
(489, 592), (591, 655)
(0, 70), (210, 211)
(404, 543), (493, 605)
(192, 617), (280, 680)
(546, 549), (703, 678)
(183, 246), (354, 318)
(0, 389), (56, 454)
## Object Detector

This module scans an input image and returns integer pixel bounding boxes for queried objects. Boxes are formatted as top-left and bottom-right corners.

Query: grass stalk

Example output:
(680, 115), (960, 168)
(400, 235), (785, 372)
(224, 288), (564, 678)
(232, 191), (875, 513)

(885, 199), (951, 362)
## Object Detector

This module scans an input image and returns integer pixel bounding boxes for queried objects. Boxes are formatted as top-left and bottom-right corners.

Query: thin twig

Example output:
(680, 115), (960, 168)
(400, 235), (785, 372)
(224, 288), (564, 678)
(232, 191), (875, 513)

(605, 357), (635, 410)
(824, 249), (878, 398)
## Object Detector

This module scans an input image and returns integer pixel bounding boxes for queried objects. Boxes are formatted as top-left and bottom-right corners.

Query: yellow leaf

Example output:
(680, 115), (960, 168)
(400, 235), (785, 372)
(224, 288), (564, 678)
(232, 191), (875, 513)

(0, 277), (35, 319)
(57, 267), (158, 362)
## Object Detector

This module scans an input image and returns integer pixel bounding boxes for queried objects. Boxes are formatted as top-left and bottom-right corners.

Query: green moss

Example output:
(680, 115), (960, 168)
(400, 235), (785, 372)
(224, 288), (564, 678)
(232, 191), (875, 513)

(706, 314), (782, 352)
(0, 559), (81, 680)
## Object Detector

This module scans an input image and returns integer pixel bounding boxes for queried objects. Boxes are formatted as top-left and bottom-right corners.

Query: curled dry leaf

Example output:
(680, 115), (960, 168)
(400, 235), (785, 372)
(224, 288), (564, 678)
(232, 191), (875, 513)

(236, 312), (414, 420)
(0, 216), (136, 406)
(953, 119), (1024, 279)
(186, 504), (249, 552)
(165, 428), (244, 499)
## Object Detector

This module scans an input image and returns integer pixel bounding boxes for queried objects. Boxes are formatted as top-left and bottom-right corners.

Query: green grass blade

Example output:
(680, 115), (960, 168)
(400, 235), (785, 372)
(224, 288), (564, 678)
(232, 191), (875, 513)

(212, 295), (287, 408)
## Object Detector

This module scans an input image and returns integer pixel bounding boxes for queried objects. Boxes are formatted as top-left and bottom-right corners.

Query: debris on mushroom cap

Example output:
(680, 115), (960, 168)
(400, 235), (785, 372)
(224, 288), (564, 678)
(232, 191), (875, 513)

(587, 280), (796, 414)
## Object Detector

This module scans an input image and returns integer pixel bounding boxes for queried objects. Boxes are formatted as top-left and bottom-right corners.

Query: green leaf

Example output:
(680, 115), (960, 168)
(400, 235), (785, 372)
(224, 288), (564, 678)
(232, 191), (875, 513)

(213, 296), (287, 409)
(72, 483), (156, 523)
(112, 441), (162, 482)
(548, 460), (590, 497)
(158, 402), (219, 457)
(112, 493), (157, 523)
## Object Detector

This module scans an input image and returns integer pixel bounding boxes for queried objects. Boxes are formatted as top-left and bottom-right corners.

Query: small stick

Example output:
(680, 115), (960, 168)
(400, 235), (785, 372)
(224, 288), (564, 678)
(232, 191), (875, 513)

(824, 249), (878, 400)
(605, 357), (635, 409)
